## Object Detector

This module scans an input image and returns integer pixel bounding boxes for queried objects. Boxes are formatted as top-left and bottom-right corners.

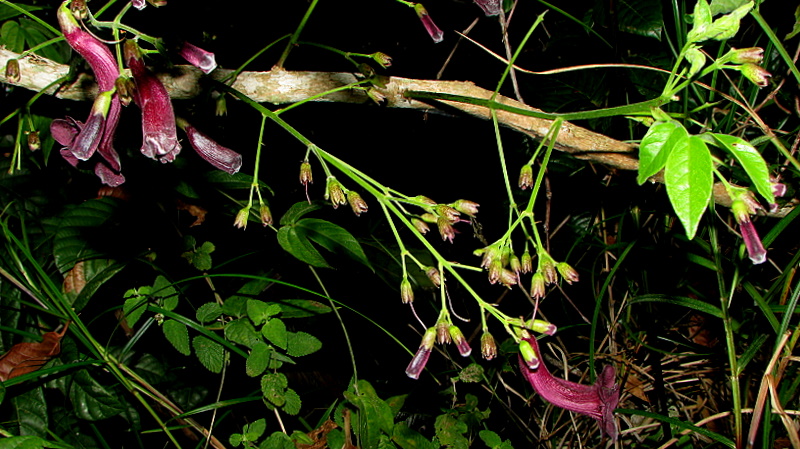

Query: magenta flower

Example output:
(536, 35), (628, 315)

(518, 336), (620, 441)
(124, 40), (181, 162)
(730, 192), (767, 265)
(474, 0), (501, 16)
(131, 0), (146, 10)
(178, 42), (218, 74)
(56, 1), (123, 184)
(413, 4), (444, 43)
(176, 118), (242, 174)
(406, 327), (436, 379)
(51, 113), (125, 186)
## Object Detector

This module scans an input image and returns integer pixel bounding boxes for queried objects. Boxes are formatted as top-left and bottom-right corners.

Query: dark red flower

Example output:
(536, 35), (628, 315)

(177, 118), (242, 174)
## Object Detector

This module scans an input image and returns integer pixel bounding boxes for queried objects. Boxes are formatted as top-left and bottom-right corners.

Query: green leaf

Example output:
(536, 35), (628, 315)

(458, 363), (484, 383)
(478, 430), (502, 448)
(163, 319), (191, 356)
(69, 259), (125, 311)
(710, 0), (751, 14)
(617, 0), (663, 39)
(286, 331), (321, 357)
(434, 414), (469, 449)
(665, 135), (712, 239)
(52, 198), (120, 273)
(152, 276), (179, 311)
(123, 289), (149, 327)
(0, 4), (45, 22)
(785, 5), (800, 40)
(699, 1), (753, 41)
(247, 299), (281, 325)
(182, 240), (215, 271)
(262, 319), (288, 350)
(193, 335), (225, 373)
(393, 423), (438, 449)
(297, 218), (372, 269)
(225, 318), (262, 348)
(259, 431), (295, 449)
(386, 394), (407, 418)
(196, 302), (223, 323)
(274, 299), (332, 318)
(711, 134), (774, 203)
(69, 370), (125, 421)
(229, 433), (243, 447)
(282, 388), (301, 415)
(0, 435), (51, 449)
(638, 121), (687, 184)
(12, 386), (47, 437)
(261, 373), (288, 407)
(627, 294), (723, 318)
(246, 341), (270, 377)
(279, 201), (324, 225)
(277, 225), (331, 268)
(1, 21), (23, 52)
(343, 380), (395, 449)
(246, 418), (267, 441)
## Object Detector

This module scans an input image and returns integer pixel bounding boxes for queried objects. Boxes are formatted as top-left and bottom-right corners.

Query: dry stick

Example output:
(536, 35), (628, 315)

(746, 330), (790, 448)
(0, 48), (791, 215)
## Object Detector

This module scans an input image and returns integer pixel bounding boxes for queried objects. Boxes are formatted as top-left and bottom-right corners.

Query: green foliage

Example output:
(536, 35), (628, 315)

(192, 335), (225, 373)
(181, 236), (215, 271)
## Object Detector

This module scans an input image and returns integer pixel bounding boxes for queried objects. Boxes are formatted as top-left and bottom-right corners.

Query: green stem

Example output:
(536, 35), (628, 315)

(276, 0), (320, 68)
(750, 9), (800, 85)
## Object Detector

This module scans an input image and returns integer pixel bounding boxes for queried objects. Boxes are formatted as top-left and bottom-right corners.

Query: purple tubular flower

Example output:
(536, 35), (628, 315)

(413, 4), (444, 43)
(474, 0), (501, 16)
(518, 336), (620, 441)
(131, 0), (146, 9)
(177, 118), (242, 174)
(124, 40), (181, 162)
(50, 115), (126, 186)
(57, 1), (124, 183)
(406, 327), (437, 379)
(179, 42), (217, 74)
(739, 220), (766, 264)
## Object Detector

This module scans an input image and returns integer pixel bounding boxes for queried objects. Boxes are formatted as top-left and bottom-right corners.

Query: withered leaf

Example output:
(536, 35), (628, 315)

(0, 322), (70, 382)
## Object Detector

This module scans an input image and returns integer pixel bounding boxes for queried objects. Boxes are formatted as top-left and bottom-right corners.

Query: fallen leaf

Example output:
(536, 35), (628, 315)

(0, 322), (70, 381)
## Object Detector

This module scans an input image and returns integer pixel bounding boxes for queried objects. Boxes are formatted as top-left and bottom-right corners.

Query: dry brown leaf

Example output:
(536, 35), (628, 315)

(177, 200), (207, 227)
(63, 261), (86, 296)
(296, 419), (338, 449)
(0, 322), (70, 381)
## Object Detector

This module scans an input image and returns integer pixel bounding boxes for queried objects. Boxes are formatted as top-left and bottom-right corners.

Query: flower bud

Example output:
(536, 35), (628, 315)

(509, 254), (521, 275)
(437, 217), (456, 242)
(556, 262), (579, 284)
(451, 199), (479, 217)
(415, 195), (437, 206)
(114, 76), (135, 107)
(179, 42), (217, 74)
(518, 164), (533, 190)
(420, 212), (438, 224)
(480, 332), (497, 360)
(234, 207), (249, 229)
(406, 327), (436, 379)
(449, 326), (471, 357)
(487, 259), (503, 284)
(435, 205), (461, 222)
(5, 59), (20, 83)
(372, 52), (393, 69)
(259, 204), (273, 226)
(366, 88), (386, 105)
(740, 63), (771, 88)
(400, 278), (414, 304)
(520, 250), (533, 273)
(474, 0), (501, 16)
(519, 339), (540, 370)
(540, 259), (557, 285)
(413, 3), (444, 43)
(436, 320), (451, 345)
(530, 272), (546, 299)
(299, 160), (313, 186)
(215, 94), (228, 116)
(425, 266), (441, 287)
(26, 131), (40, 151)
(729, 47), (764, 64)
(325, 177), (347, 208)
(498, 268), (518, 287)
(347, 190), (368, 216)
(411, 217), (430, 234)
(528, 319), (557, 336)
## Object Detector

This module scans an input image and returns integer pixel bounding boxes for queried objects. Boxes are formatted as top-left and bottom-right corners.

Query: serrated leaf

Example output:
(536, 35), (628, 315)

(665, 135), (713, 239)
(246, 342), (270, 377)
(393, 423), (438, 449)
(163, 320), (191, 356)
(277, 225), (331, 268)
(52, 198), (120, 273)
(246, 418), (267, 440)
(710, 0), (750, 14)
(259, 431), (295, 449)
(261, 373), (288, 407)
(229, 433), (243, 447)
(123, 292), (148, 328)
(458, 363), (484, 383)
(282, 388), (301, 415)
(247, 299), (281, 325)
(262, 319), (288, 350)
(280, 201), (324, 225)
(479, 430), (503, 448)
(225, 318), (261, 348)
(196, 302), (222, 323)
(152, 276), (179, 311)
(193, 336), (225, 373)
(638, 121), (687, 184)
(182, 240), (215, 271)
(296, 218), (372, 270)
(617, 0), (663, 39)
(435, 414), (469, 449)
(69, 370), (125, 421)
(711, 134), (774, 203)
(286, 331), (321, 357)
